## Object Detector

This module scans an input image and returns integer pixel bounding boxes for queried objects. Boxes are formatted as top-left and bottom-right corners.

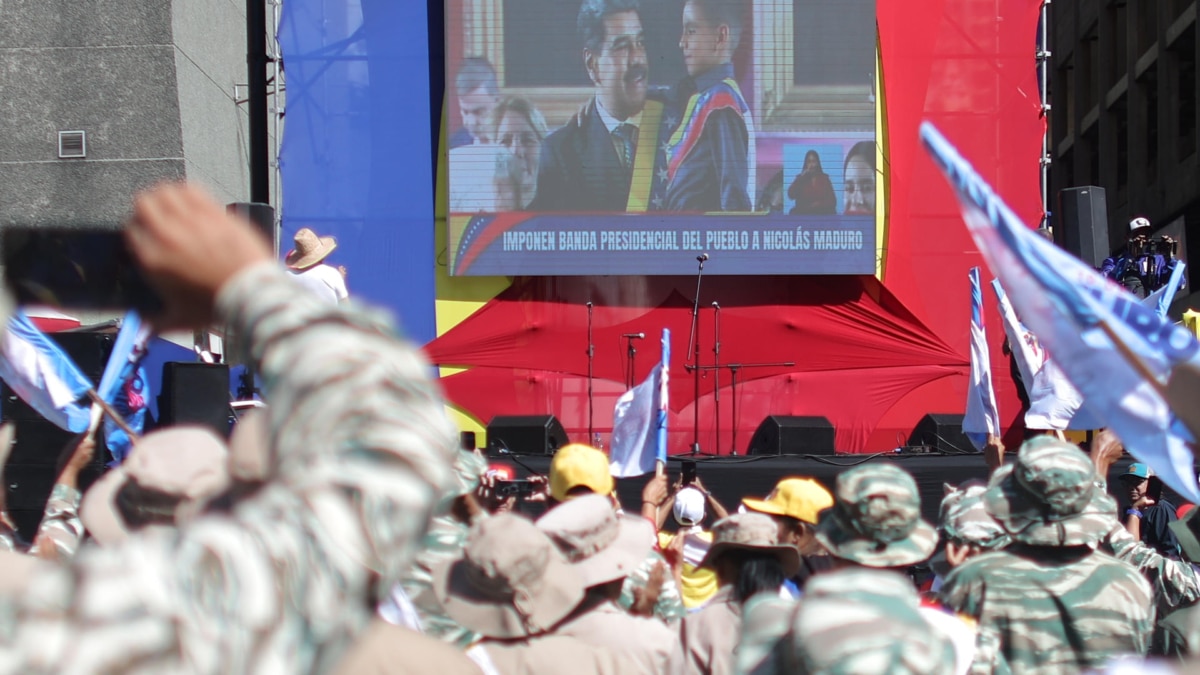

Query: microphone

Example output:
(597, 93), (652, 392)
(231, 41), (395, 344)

(711, 301), (720, 310)
(622, 333), (645, 339)
(586, 301), (593, 308)
(697, 253), (709, 262)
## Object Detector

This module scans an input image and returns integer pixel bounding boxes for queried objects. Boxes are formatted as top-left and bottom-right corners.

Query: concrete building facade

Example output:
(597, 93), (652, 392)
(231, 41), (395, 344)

(1050, 0), (1199, 282)
(0, 0), (271, 228)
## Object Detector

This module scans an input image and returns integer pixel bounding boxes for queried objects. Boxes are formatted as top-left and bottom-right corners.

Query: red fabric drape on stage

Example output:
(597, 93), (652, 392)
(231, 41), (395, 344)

(426, 0), (1047, 453)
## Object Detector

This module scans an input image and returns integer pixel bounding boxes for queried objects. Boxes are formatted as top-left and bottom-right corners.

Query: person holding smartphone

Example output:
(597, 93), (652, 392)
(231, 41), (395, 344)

(654, 464), (728, 609)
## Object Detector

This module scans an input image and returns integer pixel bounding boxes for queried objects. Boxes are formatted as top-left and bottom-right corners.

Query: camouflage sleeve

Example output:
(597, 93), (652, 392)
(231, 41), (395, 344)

(618, 550), (687, 623)
(1104, 524), (1200, 611)
(28, 484), (83, 560)
(0, 264), (458, 673)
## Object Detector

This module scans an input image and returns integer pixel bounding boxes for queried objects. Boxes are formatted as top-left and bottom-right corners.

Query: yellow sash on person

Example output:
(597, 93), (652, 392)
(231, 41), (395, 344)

(626, 100), (664, 213)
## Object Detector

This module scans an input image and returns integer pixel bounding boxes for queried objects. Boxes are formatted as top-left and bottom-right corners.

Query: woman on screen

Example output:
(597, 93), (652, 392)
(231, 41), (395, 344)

(491, 96), (549, 210)
(787, 150), (836, 215)
(842, 141), (877, 215)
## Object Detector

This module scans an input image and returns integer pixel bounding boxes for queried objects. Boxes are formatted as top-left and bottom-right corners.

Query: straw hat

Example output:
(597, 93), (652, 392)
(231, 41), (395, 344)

(536, 493), (655, 587)
(433, 513), (585, 639)
(285, 228), (338, 270)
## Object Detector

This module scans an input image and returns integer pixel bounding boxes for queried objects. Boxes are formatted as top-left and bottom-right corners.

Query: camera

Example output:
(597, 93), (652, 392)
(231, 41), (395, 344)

(495, 480), (539, 499)
(1130, 236), (1177, 258)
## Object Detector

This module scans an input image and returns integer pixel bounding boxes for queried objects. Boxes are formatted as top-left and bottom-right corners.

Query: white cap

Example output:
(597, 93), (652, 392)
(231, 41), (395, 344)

(673, 487), (706, 526)
(1129, 217), (1152, 233)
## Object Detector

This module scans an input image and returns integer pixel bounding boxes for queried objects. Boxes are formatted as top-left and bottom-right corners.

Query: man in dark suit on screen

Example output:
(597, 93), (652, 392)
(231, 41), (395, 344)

(531, 0), (665, 213)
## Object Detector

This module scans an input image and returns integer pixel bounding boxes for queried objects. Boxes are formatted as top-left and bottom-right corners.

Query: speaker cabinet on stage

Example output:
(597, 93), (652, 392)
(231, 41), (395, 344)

(746, 416), (835, 456)
(1, 332), (113, 541)
(158, 362), (232, 436)
(227, 202), (276, 248)
(486, 415), (569, 455)
(1057, 186), (1110, 268)
(908, 414), (972, 453)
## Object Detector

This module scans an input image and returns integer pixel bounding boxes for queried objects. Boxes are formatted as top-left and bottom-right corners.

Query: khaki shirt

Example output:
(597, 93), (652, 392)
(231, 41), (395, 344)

(555, 600), (682, 674)
(332, 620), (481, 675)
(481, 634), (634, 675)
(679, 587), (740, 675)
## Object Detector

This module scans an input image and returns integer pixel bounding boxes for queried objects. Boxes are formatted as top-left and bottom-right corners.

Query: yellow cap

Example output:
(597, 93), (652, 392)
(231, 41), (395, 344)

(741, 477), (834, 524)
(549, 444), (615, 502)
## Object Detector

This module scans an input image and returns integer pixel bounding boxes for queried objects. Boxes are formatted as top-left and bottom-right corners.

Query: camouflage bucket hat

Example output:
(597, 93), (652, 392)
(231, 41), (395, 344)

(939, 484), (1010, 550)
(982, 436), (1116, 548)
(737, 568), (958, 675)
(815, 463), (937, 567)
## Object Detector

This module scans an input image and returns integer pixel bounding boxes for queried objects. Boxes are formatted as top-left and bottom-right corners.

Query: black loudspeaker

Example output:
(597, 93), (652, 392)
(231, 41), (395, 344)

(158, 362), (232, 436)
(746, 416), (836, 456)
(908, 414), (972, 453)
(1057, 186), (1110, 267)
(486, 415), (569, 455)
(227, 202), (276, 248)
(0, 332), (113, 541)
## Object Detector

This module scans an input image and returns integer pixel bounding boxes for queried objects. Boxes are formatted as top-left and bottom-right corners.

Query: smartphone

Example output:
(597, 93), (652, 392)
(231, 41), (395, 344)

(2, 227), (162, 313)
(681, 460), (697, 486)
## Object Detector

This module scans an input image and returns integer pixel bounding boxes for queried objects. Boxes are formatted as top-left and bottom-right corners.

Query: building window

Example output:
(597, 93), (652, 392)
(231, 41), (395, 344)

(1106, 0), (1128, 88)
(1056, 60), (1075, 139)
(1080, 28), (1101, 113)
(1140, 64), (1159, 183)
(1113, 94), (1129, 200)
(1171, 26), (1196, 159)
(1136, 0), (1158, 57)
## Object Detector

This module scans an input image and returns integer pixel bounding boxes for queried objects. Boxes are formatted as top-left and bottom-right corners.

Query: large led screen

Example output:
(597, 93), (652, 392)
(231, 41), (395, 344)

(446, 0), (876, 275)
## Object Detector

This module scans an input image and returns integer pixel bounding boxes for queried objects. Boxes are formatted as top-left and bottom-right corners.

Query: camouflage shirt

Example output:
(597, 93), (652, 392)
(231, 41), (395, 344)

(1104, 524), (1200, 613)
(0, 483), (85, 560)
(940, 546), (1154, 674)
(618, 549), (686, 623)
(0, 264), (458, 673)
(390, 512), (478, 647)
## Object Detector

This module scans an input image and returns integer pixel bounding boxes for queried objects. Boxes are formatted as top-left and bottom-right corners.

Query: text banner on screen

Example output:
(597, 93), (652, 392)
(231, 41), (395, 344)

(445, 0), (877, 276)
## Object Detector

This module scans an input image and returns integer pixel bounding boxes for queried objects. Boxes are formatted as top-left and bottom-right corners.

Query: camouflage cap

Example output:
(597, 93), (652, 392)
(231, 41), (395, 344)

(939, 484), (1010, 550)
(737, 568), (957, 675)
(815, 463), (937, 567)
(983, 436), (1117, 548)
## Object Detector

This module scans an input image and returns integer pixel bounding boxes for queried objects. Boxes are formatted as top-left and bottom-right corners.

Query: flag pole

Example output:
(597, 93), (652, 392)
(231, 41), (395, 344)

(1094, 320), (1171, 401)
(86, 390), (140, 442)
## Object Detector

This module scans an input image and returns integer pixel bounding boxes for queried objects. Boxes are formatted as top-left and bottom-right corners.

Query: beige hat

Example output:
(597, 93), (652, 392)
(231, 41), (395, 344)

(285, 228), (338, 270)
(80, 426), (232, 545)
(698, 512), (801, 577)
(433, 513), (585, 639)
(536, 493), (655, 587)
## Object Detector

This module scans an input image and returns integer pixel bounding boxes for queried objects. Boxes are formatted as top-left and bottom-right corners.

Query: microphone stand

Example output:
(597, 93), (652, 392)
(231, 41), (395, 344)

(624, 335), (639, 389)
(712, 302), (721, 455)
(685, 255), (708, 455)
(721, 360), (795, 455)
(587, 302), (595, 442)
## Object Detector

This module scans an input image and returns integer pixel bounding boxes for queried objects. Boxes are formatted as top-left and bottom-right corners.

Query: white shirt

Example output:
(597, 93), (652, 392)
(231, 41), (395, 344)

(289, 263), (348, 305)
(595, 98), (642, 135)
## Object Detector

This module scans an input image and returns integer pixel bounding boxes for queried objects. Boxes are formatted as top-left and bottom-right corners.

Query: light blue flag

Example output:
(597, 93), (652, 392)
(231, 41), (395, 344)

(96, 312), (152, 464)
(963, 267), (1001, 450)
(922, 122), (1200, 502)
(993, 280), (1100, 431)
(611, 328), (670, 478)
(1142, 261), (1187, 319)
(0, 312), (93, 433)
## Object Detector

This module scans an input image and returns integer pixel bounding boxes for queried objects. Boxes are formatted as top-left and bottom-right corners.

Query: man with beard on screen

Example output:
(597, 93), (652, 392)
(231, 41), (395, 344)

(531, 0), (666, 212)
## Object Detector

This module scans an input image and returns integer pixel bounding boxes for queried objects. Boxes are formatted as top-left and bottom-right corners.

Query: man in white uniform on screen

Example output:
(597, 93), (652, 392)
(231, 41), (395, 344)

(286, 227), (348, 305)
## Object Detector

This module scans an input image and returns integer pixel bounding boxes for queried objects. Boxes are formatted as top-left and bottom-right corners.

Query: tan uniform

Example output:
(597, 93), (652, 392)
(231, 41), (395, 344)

(481, 634), (633, 675)
(331, 620), (482, 674)
(679, 586), (740, 675)
(555, 600), (682, 674)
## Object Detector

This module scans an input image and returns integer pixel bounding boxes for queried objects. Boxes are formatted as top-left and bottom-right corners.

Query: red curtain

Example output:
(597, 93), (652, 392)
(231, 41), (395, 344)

(426, 0), (1046, 453)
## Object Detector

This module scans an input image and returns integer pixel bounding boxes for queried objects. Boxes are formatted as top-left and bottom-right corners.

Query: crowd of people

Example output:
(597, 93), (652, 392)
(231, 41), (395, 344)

(0, 186), (1191, 674)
